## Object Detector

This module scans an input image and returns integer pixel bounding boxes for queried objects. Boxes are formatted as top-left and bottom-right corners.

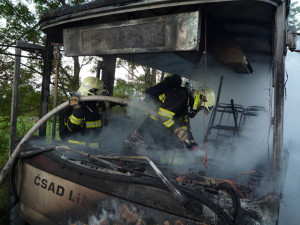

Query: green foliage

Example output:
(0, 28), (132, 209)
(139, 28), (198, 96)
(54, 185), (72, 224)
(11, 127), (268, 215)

(0, 1), (41, 45)
(288, 1), (300, 32)
(0, 179), (9, 225)
(114, 75), (153, 101)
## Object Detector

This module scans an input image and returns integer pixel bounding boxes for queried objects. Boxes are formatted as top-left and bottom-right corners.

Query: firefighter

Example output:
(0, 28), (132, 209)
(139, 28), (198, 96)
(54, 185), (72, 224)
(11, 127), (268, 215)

(59, 76), (109, 148)
(142, 74), (215, 151)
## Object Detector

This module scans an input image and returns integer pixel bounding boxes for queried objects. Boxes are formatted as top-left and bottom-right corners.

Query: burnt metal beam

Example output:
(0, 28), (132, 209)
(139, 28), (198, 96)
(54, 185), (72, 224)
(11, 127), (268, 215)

(63, 11), (200, 56)
(230, 99), (239, 129)
(272, 0), (286, 196)
(9, 41), (21, 155)
(51, 45), (61, 140)
(39, 36), (54, 138)
(205, 76), (223, 142)
(9, 41), (45, 152)
(12, 41), (45, 53)
(101, 56), (116, 96)
(39, 0), (279, 33)
(271, 3), (286, 224)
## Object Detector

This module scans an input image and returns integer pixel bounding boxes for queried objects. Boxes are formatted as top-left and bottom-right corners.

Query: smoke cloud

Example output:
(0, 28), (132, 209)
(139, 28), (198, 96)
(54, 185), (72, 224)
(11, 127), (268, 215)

(278, 38), (300, 224)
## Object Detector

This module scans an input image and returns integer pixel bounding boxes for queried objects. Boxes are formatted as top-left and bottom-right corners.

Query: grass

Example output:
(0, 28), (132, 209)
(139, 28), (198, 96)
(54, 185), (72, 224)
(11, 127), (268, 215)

(0, 178), (9, 225)
(0, 115), (59, 224)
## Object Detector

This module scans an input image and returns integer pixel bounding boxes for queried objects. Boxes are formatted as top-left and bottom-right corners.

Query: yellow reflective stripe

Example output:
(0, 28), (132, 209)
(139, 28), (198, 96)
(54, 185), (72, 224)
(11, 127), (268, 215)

(150, 115), (158, 120)
(160, 156), (185, 165)
(88, 142), (99, 149)
(64, 122), (72, 131)
(68, 140), (99, 149)
(158, 107), (175, 118)
(86, 120), (102, 128)
(180, 117), (189, 122)
(70, 115), (83, 125)
(158, 107), (175, 128)
(145, 112), (158, 120)
(181, 126), (187, 131)
(183, 115), (189, 122)
(193, 93), (200, 110)
(68, 140), (86, 145)
(163, 118), (174, 127)
(159, 93), (166, 103)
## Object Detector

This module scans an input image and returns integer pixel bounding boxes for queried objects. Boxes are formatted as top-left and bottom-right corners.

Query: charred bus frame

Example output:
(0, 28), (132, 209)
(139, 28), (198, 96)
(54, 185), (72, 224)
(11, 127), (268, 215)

(37, 0), (290, 194)
(4, 0), (296, 224)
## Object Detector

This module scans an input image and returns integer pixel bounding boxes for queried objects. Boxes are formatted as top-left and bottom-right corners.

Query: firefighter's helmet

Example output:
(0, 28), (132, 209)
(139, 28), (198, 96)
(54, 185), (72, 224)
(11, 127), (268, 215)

(192, 87), (216, 113)
(78, 77), (105, 96)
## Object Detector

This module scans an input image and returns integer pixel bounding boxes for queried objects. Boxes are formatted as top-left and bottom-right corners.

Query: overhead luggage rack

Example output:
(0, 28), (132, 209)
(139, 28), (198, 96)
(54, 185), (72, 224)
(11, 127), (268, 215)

(205, 103), (266, 143)
(204, 100), (244, 143)
(239, 106), (266, 128)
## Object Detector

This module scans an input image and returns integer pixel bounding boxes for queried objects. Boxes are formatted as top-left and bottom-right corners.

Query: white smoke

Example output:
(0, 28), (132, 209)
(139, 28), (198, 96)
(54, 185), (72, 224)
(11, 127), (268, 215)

(180, 51), (273, 183)
(278, 37), (300, 224)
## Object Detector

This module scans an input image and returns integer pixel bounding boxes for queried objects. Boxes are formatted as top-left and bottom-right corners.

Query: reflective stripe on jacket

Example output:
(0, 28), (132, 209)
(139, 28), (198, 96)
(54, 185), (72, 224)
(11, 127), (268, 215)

(151, 87), (189, 129)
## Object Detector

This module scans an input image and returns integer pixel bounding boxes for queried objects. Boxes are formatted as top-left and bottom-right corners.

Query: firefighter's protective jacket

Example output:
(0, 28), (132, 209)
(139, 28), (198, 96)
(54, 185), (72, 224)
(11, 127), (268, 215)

(145, 80), (195, 143)
(61, 101), (109, 147)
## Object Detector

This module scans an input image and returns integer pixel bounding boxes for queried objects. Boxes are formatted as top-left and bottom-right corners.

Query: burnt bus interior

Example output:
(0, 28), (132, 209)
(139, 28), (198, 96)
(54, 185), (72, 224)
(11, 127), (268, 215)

(11, 0), (292, 224)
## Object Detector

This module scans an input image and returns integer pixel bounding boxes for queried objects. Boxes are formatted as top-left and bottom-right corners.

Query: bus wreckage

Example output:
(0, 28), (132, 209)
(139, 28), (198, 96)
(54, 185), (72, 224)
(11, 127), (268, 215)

(1, 0), (297, 224)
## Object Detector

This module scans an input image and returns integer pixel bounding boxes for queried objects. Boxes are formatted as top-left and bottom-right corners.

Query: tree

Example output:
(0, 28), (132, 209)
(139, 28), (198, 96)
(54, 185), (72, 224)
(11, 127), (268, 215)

(288, 1), (300, 33)
(115, 58), (161, 100)
(0, 0), (98, 166)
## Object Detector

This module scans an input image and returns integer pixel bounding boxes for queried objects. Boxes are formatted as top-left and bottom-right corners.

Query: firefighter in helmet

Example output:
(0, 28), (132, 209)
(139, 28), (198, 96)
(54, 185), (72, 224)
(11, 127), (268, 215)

(188, 84), (216, 117)
(59, 76), (109, 148)
(127, 74), (216, 152)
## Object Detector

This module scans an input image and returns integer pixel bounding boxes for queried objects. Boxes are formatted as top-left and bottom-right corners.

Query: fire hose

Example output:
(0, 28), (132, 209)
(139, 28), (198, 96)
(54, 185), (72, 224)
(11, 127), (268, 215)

(0, 96), (157, 185)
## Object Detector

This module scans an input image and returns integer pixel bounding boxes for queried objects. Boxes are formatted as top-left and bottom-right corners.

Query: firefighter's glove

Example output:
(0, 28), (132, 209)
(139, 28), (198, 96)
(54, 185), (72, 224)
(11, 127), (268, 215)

(188, 109), (198, 118)
(174, 128), (191, 146)
(69, 96), (81, 109)
(187, 142), (200, 152)
(174, 128), (199, 151)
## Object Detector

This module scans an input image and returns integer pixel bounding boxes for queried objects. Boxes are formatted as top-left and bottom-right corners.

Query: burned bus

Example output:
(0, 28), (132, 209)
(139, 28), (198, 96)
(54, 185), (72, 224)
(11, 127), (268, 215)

(1, 0), (296, 224)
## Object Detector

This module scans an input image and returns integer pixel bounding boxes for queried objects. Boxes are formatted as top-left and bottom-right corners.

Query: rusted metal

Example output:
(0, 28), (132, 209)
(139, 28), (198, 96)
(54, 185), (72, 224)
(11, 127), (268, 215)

(101, 56), (116, 96)
(16, 148), (281, 225)
(18, 162), (205, 224)
(63, 11), (200, 56)
(286, 30), (297, 51)
(9, 40), (45, 151)
(51, 45), (61, 140)
(39, 0), (279, 32)
(272, 1), (286, 196)
(39, 35), (53, 138)
(9, 42), (21, 155)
